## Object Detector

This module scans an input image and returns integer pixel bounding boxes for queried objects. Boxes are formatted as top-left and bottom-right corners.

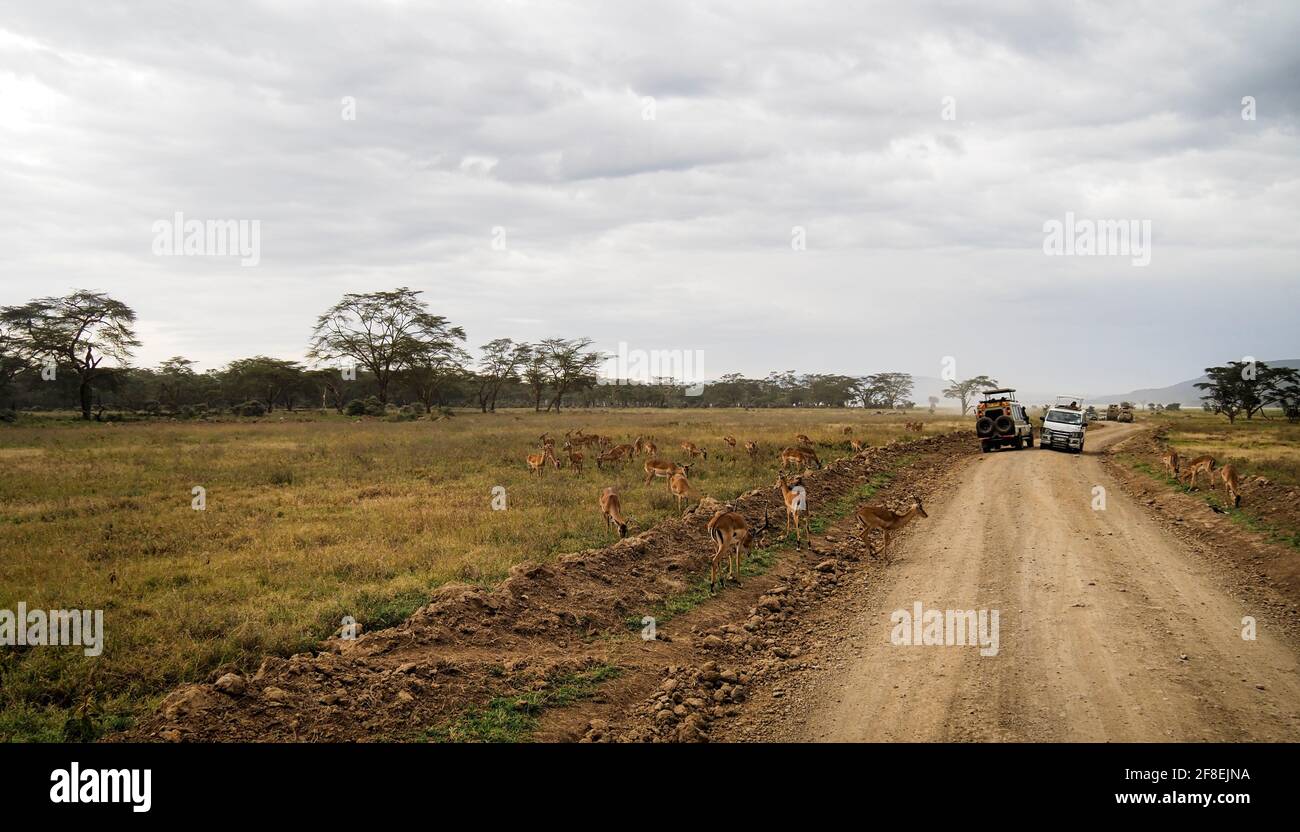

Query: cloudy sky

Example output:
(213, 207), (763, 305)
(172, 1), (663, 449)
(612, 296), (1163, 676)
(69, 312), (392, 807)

(1, 0), (1297, 396)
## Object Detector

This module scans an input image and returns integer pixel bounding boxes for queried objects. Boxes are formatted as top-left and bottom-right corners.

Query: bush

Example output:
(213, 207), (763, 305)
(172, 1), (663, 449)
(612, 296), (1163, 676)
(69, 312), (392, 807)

(386, 405), (421, 422)
(234, 400), (266, 417)
(344, 396), (386, 417)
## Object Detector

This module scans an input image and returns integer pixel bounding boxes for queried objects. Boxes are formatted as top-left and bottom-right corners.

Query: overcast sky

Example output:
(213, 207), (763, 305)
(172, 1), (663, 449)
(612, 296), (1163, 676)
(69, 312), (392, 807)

(1, 0), (1297, 395)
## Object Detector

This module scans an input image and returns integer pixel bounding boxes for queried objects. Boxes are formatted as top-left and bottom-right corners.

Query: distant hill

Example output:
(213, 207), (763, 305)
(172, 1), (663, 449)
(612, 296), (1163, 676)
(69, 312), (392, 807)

(1090, 359), (1300, 407)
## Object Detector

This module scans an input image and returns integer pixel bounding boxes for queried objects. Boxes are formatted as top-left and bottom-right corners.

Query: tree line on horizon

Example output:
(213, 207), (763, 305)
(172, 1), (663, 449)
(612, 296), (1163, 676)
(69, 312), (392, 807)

(8, 288), (1288, 423)
(0, 288), (967, 420)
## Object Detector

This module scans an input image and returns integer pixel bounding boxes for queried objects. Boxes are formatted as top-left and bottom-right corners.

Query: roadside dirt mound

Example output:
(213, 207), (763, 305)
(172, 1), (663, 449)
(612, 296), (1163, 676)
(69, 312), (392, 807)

(116, 432), (975, 742)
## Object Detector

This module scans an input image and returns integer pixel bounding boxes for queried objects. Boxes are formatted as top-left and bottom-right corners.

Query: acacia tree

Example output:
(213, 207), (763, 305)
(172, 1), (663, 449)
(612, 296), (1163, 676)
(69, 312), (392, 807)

(476, 338), (531, 412)
(943, 375), (999, 416)
(0, 318), (28, 411)
(307, 288), (465, 404)
(223, 356), (305, 412)
(522, 347), (549, 412)
(860, 372), (915, 409)
(0, 290), (140, 420)
(403, 342), (471, 412)
(156, 356), (198, 411)
(539, 337), (604, 411)
(1196, 361), (1299, 422)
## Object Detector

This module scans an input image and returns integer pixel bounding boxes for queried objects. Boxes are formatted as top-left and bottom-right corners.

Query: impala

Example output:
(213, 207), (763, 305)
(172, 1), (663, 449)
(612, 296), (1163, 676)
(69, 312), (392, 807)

(795, 433), (814, 447)
(721, 435), (737, 449)
(526, 448), (559, 474)
(705, 508), (769, 594)
(680, 441), (708, 461)
(599, 487), (630, 538)
(779, 446), (822, 470)
(565, 450), (584, 472)
(842, 426), (853, 435)
(669, 468), (695, 510)
(1220, 464), (1242, 508)
(1181, 455), (1216, 490)
(643, 458), (690, 485)
(595, 445), (631, 469)
(775, 474), (809, 547)
(744, 441), (759, 458)
(850, 439), (865, 452)
(855, 497), (928, 558)
(1160, 448), (1180, 479)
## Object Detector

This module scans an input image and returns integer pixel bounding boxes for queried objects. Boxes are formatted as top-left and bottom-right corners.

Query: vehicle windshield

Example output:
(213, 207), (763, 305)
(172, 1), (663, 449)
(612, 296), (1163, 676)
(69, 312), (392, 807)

(1046, 409), (1083, 425)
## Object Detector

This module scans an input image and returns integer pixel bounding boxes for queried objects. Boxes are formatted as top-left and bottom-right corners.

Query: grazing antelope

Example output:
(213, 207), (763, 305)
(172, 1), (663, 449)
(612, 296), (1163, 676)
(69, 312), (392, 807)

(526, 448), (559, 474)
(565, 450), (584, 473)
(775, 474), (810, 547)
(1181, 454), (1216, 490)
(904, 421), (924, 434)
(669, 468), (695, 510)
(641, 440), (657, 457)
(779, 446), (822, 471)
(595, 445), (631, 469)
(850, 439), (865, 453)
(599, 487), (629, 538)
(1160, 448), (1180, 479)
(705, 508), (770, 594)
(795, 433), (814, 447)
(644, 458), (689, 486)
(633, 435), (648, 456)
(855, 497), (928, 558)
(680, 441), (708, 461)
(744, 441), (759, 459)
(721, 435), (737, 451)
(1220, 464), (1242, 508)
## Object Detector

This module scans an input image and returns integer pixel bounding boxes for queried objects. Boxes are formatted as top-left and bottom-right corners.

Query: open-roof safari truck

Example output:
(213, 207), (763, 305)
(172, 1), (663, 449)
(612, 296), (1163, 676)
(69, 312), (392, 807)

(974, 388), (1034, 453)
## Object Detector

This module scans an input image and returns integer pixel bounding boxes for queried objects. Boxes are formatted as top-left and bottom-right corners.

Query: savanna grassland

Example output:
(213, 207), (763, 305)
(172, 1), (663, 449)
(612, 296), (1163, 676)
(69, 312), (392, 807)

(0, 407), (966, 741)
(1150, 409), (1300, 487)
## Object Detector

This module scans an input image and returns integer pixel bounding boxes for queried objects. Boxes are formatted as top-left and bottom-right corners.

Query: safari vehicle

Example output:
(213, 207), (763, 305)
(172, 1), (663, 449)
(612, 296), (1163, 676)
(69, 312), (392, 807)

(1106, 404), (1120, 421)
(975, 388), (1033, 452)
(1039, 395), (1088, 453)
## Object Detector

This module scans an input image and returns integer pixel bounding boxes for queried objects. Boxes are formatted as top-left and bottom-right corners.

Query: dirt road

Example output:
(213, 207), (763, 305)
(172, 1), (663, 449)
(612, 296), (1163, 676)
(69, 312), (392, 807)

(793, 422), (1300, 742)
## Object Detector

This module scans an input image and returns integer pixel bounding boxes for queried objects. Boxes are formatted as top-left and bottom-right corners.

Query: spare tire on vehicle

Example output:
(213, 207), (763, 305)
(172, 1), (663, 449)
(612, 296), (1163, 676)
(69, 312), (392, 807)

(994, 415), (1014, 434)
(976, 416), (994, 437)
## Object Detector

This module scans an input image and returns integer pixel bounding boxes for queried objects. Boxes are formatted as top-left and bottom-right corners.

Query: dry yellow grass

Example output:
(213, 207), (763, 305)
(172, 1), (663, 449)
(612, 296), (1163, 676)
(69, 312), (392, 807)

(0, 407), (965, 740)
(1152, 409), (1300, 486)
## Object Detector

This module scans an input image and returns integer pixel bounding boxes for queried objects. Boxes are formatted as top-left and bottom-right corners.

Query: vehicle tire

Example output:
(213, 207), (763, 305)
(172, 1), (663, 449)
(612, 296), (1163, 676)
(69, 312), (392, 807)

(994, 415), (1013, 435)
(1013, 437), (1024, 450)
(976, 417), (994, 437)
(1026, 431), (1035, 448)
(980, 441), (990, 453)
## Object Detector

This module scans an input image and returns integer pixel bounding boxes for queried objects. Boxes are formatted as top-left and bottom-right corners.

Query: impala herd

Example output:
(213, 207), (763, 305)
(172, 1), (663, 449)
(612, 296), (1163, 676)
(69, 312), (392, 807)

(521, 427), (929, 595)
(1161, 447), (1244, 508)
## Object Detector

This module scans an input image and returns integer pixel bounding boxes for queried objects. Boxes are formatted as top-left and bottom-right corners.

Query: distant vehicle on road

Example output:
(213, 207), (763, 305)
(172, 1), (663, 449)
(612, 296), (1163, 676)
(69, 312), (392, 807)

(1040, 395), (1088, 454)
(975, 388), (1033, 453)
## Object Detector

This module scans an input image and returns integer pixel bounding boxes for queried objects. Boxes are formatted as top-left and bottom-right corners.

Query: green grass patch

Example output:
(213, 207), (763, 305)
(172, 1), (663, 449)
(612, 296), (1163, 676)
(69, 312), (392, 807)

(1126, 454), (1300, 553)
(422, 664), (621, 743)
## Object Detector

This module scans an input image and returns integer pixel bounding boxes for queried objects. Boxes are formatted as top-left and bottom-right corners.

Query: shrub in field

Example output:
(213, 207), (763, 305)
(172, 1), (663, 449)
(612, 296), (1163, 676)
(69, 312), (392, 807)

(345, 396), (386, 417)
(234, 400), (266, 417)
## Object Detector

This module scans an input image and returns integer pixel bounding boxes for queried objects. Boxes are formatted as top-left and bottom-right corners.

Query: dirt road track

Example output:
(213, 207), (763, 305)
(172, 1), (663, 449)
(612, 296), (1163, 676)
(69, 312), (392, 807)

(787, 423), (1300, 741)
